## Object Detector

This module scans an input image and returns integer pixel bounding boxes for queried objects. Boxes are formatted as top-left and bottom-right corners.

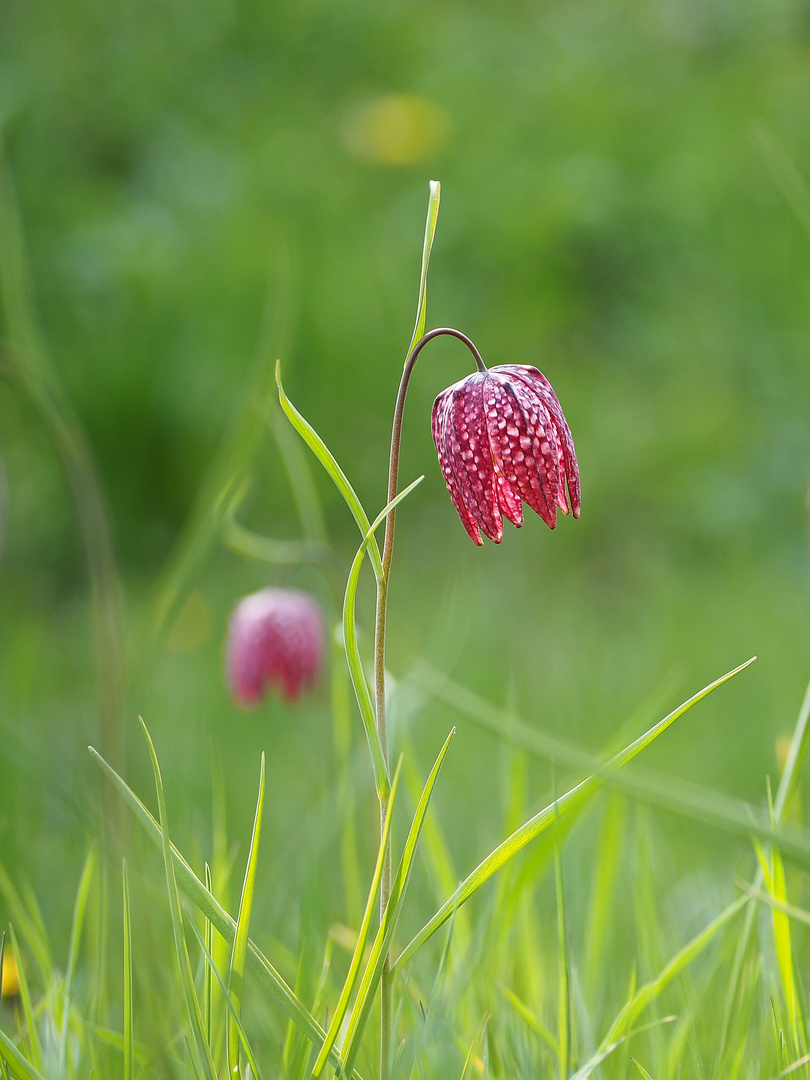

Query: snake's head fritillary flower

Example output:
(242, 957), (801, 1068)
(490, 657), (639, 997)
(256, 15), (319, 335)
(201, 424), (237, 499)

(226, 588), (325, 707)
(432, 363), (580, 545)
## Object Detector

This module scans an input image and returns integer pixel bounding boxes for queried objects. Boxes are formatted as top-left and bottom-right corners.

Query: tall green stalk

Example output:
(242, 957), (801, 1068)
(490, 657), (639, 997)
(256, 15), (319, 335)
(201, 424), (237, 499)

(373, 180), (440, 1079)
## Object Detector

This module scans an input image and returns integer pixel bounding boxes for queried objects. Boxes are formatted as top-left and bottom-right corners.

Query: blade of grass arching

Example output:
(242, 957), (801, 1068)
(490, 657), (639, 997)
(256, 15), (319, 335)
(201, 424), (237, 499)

(276, 361), (383, 580)
(718, 673), (810, 1068)
(406, 180), (441, 356)
(122, 861), (134, 1080)
(0, 864), (52, 986)
(0, 1030), (46, 1080)
(393, 658), (755, 973)
(0, 139), (125, 771)
(140, 719), (217, 1080)
(269, 407), (328, 546)
(343, 477), (424, 802)
(223, 522), (330, 568)
(769, 1052), (810, 1080)
(497, 985), (560, 1059)
(584, 794), (625, 1001)
(88, 748), (359, 1077)
(312, 761), (403, 1077)
(340, 728), (456, 1078)
(59, 845), (97, 1074)
(187, 917), (264, 1080)
(631, 1058), (655, 1079)
(410, 664), (810, 865)
(227, 752), (266, 1078)
(5, 927), (41, 1070)
(597, 893), (747, 1053)
(553, 792), (571, 1080)
(204, 864), (214, 1051)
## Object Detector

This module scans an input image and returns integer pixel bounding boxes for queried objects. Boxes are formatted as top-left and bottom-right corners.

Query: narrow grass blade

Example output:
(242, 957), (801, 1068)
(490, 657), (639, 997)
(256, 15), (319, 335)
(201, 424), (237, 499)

(269, 406), (329, 545)
(631, 1058), (655, 1079)
(276, 361), (383, 580)
(394, 658), (755, 973)
(4, 927), (41, 1070)
(312, 761), (402, 1077)
(143, 230), (296, 679)
(228, 752), (266, 1077)
(187, 917), (264, 1080)
(223, 521), (330, 568)
(89, 746), (358, 1077)
(585, 794), (625, 1000)
(553, 795), (571, 1080)
(0, 139), (125, 772)
(344, 477), (424, 802)
(410, 663), (810, 864)
(122, 861), (134, 1080)
(204, 863), (214, 1051)
(340, 728), (456, 1076)
(769, 1051), (810, 1080)
(717, 672), (810, 1067)
(59, 845), (97, 1074)
(497, 984), (560, 1058)
(774, 673), (810, 824)
(140, 719), (217, 1080)
(754, 125), (810, 243)
(0, 864), (52, 986)
(0, 1030), (46, 1080)
(600, 894), (747, 1051)
(407, 180), (441, 356)
(753, 839), (804, 1057)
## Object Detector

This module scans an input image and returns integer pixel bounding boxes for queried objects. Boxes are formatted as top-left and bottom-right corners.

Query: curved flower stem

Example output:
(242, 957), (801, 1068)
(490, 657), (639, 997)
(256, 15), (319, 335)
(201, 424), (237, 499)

(374, 325), (485, 1079)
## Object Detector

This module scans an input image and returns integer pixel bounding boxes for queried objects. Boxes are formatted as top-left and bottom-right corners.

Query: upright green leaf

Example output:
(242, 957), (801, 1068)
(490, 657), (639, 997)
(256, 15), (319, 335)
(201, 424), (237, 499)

(122, 861), (134, 1080)
(227, 753), (266, 1077)
(140, 719), (217, 1080)
(407, 180), (441, 356)
(276, 362), (383, 581)
(340, 728), (455, 1076)
(59, 846), (97, 1074)
(312, 762), (403, 1078)
(343, 476), (424, 802)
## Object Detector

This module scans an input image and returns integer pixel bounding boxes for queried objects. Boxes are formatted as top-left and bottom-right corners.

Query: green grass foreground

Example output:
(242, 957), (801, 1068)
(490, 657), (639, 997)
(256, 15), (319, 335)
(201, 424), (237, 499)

(6, 655), (810, 1077)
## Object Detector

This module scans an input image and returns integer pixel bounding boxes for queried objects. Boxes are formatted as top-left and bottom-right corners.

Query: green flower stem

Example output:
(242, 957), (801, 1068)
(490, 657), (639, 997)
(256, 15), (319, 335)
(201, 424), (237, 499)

(373, 324), (488, 1079)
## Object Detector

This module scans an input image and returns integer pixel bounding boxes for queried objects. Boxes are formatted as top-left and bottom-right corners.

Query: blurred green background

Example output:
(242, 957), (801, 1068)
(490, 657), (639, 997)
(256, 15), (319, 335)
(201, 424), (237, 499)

(1, 0), (810, 957)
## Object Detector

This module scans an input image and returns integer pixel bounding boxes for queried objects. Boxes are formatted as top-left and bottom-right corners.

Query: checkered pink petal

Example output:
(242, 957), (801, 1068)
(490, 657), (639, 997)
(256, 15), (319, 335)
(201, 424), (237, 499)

(432, 363), (580, 544)
(226, 588), (325, 706)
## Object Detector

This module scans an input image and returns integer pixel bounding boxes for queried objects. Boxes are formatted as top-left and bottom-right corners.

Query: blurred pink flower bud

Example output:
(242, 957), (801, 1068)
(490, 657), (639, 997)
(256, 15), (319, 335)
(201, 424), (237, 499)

(432, 363), (580, 545)
(226, 588), (325, 706)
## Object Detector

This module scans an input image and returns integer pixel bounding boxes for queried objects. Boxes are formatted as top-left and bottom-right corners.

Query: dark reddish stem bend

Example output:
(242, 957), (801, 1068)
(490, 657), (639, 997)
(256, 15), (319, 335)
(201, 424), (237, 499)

(374, 326), (485, 1080)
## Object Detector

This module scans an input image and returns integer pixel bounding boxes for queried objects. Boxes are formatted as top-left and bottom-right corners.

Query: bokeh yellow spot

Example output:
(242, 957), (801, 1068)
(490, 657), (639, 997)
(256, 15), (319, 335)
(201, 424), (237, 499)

(775, 734), (793, 775)
(165, 589), (213, 653)
(1, 952), (20, 998)
(341, 94), (449, 166)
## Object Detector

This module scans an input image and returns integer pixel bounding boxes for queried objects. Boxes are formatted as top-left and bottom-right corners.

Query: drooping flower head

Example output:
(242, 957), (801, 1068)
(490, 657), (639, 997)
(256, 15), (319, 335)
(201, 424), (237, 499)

(226, 588), (325, 707)
(432, 361), (580, 545)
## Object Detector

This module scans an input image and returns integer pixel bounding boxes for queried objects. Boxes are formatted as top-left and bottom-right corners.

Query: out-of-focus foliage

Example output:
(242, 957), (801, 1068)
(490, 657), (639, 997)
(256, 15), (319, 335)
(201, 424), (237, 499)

(1, 0), (810, 953)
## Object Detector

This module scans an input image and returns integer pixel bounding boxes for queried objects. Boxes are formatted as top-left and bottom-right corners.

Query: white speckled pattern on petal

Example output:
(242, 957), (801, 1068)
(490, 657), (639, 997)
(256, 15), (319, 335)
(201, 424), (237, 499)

(432, 361), (580, 544)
